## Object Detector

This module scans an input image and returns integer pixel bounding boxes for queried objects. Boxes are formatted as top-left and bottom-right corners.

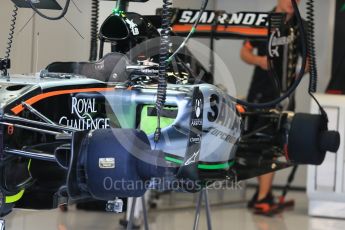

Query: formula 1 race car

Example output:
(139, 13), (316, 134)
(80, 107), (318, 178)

(0, 0), (340, 221)
(0, 65), (339, 216)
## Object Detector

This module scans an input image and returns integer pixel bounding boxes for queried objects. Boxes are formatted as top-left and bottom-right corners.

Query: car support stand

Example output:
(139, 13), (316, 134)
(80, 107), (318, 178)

(0, 219), (5, 230)
(126, 196), (149, 230)
(193, 189), (212, 230)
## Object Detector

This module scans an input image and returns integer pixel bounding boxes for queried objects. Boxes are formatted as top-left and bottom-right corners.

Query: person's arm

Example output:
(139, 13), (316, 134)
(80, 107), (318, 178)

(240, 41), (268, 71)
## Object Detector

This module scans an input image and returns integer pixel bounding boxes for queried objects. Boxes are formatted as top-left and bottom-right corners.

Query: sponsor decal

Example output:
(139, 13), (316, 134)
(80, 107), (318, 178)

(95, 60), (105, 70)
(125, 18), (140, 35)
(59, 97), (110, 130)
(195, 99), (202, 118)
(210, 128), (238, 144)
(208, 94), (240, 130)
(178, 10), (269, 27)
(191, 119), (203, 127)
(99, 158), (115, 169)
(268, 28), (293, 58)
(141, 68), (159, 74)
(184, 150), (200, 166)
(190, 135), (201, 144)
(269, 29), (281, 57)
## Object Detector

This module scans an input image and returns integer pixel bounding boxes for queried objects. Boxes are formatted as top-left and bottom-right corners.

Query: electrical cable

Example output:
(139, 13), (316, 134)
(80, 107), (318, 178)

(5, 5), (18, 61)
(89, 0), (99, 61)
(167, 0), (209, 63)
(154, 0), (209, 142)
(305, 0), (327, 120)
(154, 0), (173, 142)
(2, 5), (18, 76)
(306, 0), (318, 93)
(27, 0), (71, 21)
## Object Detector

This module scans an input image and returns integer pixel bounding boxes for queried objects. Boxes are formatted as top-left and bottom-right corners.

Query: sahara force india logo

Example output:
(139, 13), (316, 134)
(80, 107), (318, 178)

(59, 97), (110, 130)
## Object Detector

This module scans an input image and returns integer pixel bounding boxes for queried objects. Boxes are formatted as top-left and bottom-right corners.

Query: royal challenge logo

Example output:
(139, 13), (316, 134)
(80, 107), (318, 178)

(59, 97), (110, 130)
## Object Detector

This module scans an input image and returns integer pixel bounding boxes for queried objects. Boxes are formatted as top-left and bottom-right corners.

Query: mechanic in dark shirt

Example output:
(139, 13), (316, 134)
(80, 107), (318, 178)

(240, 0), (306, 214)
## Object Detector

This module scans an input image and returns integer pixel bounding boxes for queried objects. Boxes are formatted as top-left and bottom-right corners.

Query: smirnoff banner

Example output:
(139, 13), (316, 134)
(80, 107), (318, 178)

(173, 10), (269, 39)
(156, 9), (284, 40)
(327, 0), (345, 94)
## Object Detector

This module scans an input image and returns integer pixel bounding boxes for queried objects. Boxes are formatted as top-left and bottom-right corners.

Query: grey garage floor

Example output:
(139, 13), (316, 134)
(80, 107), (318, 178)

(3, 189), (345, 230)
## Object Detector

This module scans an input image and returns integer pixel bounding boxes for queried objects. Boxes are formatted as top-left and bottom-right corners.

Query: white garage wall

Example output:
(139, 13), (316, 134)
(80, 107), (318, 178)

(0, 1), (35, 74)
(1, 1), (93, 73)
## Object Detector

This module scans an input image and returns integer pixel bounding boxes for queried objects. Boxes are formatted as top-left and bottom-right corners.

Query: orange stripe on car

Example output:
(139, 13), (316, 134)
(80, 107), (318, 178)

(11, 87), (114, 115)
(172, 25), (268, 36)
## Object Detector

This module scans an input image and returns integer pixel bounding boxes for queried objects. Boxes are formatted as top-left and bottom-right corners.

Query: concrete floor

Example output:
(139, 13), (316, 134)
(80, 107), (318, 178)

(3, 189), (345, 230)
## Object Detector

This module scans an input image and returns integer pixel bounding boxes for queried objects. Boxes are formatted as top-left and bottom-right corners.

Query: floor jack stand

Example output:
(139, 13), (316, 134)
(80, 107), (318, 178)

(123, 189), (213, 230)
(276, 166), (298, 210)
(0, 219), (5, 230)
(122, 196), (149, 230)
(193, 189), (212, 230)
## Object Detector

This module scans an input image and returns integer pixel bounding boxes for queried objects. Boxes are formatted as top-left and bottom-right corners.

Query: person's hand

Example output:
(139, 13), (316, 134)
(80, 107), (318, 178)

(256, 56), (268, 71)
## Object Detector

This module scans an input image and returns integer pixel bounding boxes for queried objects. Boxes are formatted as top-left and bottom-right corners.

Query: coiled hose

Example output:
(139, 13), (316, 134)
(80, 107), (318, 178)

(89, 0), (99, 61)
(305, 0), (327, 119)
(154, 0), (172, 142)
(306, 0), (318, 93)
(2, 5), (18, 75)
(154, 0), (209, 142)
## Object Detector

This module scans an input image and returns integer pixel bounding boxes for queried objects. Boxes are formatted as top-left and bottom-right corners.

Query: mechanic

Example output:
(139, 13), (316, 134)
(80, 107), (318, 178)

(240, 0), (307, 214)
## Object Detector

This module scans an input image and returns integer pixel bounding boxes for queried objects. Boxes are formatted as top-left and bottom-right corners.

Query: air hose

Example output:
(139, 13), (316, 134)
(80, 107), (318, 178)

(154, 0), (209, 142)
(154, 0), (172, 142)
(306, 0), (318, 93)
(305, 0), (327, 119)
(28, 0), (71, 20)
(2, 5), (18, 76)
(89, 0), (99, 61)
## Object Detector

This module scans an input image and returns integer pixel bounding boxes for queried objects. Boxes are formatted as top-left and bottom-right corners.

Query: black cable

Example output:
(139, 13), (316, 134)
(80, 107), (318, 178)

(167, 0), (209, 62)
(5, 5), (18, 60)
(306, 0), (318, 93)
(2, 5), (18, 76)
(89, 0), (99, 61)
(209, 10), (219, 79)
(154, 0), (172, 142)
(28, 0), (71, 21)
(305, 0), (327, 120)
(154, 0), (209, 142)
(230, 0), (307, 109)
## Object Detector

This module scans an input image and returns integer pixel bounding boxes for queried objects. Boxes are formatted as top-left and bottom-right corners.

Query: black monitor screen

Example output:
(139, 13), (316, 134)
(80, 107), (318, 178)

(11, 0), (62, 10)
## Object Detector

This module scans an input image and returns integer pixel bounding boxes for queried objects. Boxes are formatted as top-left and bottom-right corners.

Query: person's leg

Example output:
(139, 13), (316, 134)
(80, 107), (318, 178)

(257, 172), (274, 201)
